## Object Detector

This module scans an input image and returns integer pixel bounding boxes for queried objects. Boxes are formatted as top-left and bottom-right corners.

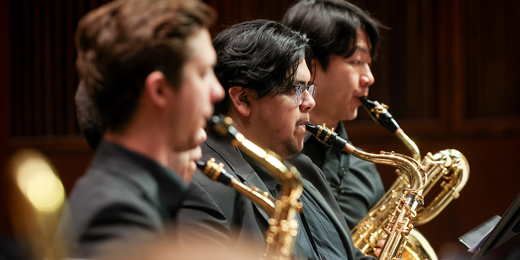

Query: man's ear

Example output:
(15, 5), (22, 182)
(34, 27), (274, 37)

(311, 59), (320, 72)
(144, 71), (169, 108)
(228, 86), (252, 117)
(312, 58), (326, 77)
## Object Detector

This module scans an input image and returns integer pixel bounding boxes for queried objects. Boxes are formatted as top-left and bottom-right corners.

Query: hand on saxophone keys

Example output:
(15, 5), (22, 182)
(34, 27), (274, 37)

(374, 233), (387, 257)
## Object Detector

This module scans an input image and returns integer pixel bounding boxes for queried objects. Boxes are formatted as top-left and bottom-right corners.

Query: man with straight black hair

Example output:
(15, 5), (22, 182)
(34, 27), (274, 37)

(282, 0), (386, 229)
(67, 0), (224, 257)
(177, 20), (374, 260)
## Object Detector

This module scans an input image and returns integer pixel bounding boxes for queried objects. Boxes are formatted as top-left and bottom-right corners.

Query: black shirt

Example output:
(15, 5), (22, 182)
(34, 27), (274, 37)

(303, 122), (385, 229)
(67, 140), (188, 256)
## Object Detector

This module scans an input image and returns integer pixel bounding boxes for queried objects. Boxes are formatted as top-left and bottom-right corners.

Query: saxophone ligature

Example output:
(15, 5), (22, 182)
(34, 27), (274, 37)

(306, 123), (428, 260)
(198, 115), (304, 260)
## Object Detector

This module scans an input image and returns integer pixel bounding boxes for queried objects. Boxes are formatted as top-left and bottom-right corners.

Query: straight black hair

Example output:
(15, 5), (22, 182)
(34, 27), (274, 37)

(213, 20), (310, 115)
(282, 0), (382, 71)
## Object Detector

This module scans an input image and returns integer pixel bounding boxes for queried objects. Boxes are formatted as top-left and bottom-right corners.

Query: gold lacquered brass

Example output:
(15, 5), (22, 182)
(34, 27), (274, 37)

(306, 123), (428, 260)
(199, 115), (304, 260)
(8, 148), (73, 260)
(356, 97), (470, 260)
(198, 158), (276, 215)
(360, 98), (469, 225)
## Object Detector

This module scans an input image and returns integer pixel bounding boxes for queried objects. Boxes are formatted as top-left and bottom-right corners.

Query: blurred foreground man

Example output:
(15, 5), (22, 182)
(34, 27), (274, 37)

(67, 0), (224, 257)
(177, 20), (375, 260)
(282, 0), (386, 229)
(75, 82), (203, 182)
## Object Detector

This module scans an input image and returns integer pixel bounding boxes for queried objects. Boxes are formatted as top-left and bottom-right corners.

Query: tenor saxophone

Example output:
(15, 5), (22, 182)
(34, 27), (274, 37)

(306, 123), (429, 260)
(198, 115), (303, 260)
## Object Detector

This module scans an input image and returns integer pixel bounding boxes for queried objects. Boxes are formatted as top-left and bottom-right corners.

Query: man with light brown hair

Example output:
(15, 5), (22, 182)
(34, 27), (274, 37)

(67, 0), (224, 257)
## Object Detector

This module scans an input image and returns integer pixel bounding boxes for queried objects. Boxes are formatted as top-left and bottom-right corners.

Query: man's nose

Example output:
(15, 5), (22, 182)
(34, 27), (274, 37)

(300, 89), (315, 112)
(360, 65), (375, 87)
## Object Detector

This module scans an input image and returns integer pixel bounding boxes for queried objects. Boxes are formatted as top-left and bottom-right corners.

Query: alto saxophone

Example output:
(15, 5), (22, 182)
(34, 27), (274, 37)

(306, 123), (428, 260)
(198, 115), (303, 260)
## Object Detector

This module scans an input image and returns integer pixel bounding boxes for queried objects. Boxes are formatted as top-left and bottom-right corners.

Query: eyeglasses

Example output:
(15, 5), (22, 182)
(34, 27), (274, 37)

(294, 83), (317, 105)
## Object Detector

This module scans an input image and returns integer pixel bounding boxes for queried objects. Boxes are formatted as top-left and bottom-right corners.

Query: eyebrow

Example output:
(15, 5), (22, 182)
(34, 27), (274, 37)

(292, 79), (312, 85)
(356, 46), (369, 54)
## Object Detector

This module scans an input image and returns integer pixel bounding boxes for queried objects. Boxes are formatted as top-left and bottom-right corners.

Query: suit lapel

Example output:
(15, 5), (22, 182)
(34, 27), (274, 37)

(204, 134), (272, 223)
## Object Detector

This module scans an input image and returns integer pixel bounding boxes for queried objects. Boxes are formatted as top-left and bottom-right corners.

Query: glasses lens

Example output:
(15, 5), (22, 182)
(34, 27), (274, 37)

(308, 84), (316, 98)
(296, 84), (304, 105)
(295, 84), (317, 105)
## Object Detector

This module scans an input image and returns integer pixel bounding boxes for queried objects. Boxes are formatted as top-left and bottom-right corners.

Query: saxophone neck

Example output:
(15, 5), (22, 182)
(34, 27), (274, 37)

(351, 149), (426, 192)
(395, 129), (421, 161)
(306, 122), (427, 191)
(360, 97), (422, 160)
(196, 158), (276, 215)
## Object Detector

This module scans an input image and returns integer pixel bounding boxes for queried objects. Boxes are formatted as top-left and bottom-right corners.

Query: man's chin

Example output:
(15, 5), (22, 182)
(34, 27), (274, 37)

(183, 162), (197, 182)
(281, 139), (303, 159)
(348, 108), (359, 121)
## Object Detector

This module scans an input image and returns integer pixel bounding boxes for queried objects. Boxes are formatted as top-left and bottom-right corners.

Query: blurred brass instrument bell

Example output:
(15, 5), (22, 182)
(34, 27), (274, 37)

(8, 148), (73, 260)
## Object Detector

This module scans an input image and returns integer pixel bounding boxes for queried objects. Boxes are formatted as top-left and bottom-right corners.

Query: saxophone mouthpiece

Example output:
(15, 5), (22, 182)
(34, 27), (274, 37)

(360, 97), (400, 133)
(304, 123), (320, 136)
(305, 123), (351, 153)
(196, 159), (233, 186)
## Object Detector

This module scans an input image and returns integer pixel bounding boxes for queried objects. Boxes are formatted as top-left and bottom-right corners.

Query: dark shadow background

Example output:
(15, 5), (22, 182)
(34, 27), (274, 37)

(1, 0), (519, 259)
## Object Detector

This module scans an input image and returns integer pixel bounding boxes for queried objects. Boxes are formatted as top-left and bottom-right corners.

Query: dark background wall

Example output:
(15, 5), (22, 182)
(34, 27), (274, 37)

(1, 0), (519, 259)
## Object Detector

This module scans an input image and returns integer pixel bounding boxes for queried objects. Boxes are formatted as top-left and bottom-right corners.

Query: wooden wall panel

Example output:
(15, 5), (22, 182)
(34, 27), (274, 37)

(2, 0), (520, 259)
(0, 0), (11, 237)
(10, 0), (80, 137)
(465, 1), (520, 119)
(205, 0), (293, 35)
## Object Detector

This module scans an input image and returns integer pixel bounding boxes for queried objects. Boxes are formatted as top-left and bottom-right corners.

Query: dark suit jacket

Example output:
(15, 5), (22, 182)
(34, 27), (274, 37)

(67, 141), (188, 257)
(176, 133), (375, 260)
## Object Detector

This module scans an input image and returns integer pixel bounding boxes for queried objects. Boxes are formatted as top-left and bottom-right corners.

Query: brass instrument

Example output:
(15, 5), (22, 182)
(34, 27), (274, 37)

(196, 158), (276, 216)
(343, 97), (470, 260)
(198, 115), (304, 260)
(306, 123), (428, 260)
(8, 148), (74, 260)
(360, 97), (469, 225)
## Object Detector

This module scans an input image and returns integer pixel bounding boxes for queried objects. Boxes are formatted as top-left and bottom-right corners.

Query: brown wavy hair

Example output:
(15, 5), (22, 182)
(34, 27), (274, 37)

(75, 0), (216, 132)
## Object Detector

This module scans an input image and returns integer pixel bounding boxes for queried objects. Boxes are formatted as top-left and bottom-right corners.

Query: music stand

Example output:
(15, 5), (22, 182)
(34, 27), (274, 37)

(471, 193), (520, 259)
